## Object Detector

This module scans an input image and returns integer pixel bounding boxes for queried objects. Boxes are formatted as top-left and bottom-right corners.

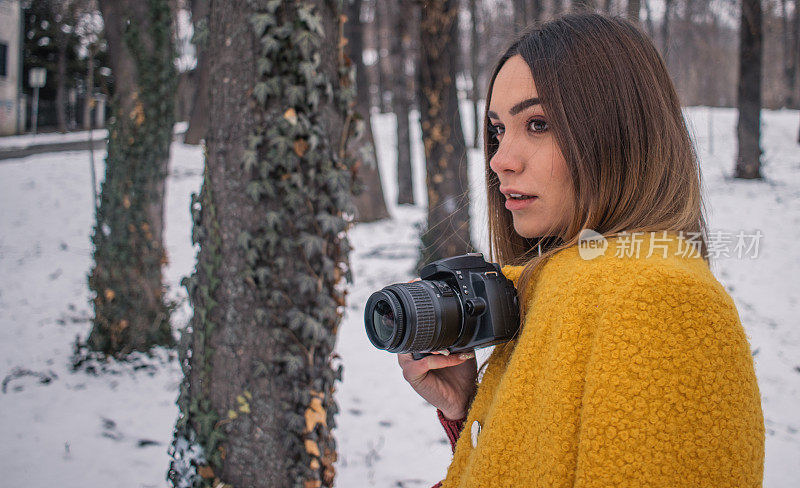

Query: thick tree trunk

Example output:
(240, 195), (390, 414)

(346, 0), (390, 221)
(88, 0), (176, 355)
(735, 0), (763, 179)
(394, 0), (415, 204)
(416, 0), (472, 266)
(169, 1), (355, 487)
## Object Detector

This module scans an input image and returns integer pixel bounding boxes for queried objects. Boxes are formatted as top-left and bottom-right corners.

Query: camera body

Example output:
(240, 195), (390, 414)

(364, 253), (520, 359)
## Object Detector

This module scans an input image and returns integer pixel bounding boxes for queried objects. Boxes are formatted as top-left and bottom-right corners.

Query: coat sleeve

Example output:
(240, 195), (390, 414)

(437, 408), (466, 453)
(573, 268), (765, 488)
(431, 409), (466, 488)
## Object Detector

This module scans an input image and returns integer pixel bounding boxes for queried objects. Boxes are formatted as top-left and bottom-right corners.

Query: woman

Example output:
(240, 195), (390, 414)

(397, 13), (765, 488)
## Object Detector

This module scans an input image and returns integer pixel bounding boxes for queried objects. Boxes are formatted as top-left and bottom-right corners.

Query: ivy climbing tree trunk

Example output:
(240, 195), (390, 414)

(415, 0), (472, 267)
(169, 1), (355, 487)
(88, 0), (177, 355)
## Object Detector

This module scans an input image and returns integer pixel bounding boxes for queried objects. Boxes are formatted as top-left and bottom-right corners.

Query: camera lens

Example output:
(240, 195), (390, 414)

(372, 299), (395, 343)
(364, 280), (462, 353)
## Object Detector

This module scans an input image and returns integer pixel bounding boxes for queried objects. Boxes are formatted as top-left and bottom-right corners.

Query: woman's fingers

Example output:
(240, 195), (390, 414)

(399, 350), (475, 374)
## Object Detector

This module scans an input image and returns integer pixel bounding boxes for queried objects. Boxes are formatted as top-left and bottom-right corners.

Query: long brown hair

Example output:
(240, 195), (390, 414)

(484, 13), (710, 305)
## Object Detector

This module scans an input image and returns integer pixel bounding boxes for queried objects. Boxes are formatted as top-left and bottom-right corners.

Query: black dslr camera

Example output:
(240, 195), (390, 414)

(364, 253), (520, 360)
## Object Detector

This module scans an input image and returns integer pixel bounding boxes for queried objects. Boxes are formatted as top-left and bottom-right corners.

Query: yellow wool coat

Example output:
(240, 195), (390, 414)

(440, 231), (765, 488)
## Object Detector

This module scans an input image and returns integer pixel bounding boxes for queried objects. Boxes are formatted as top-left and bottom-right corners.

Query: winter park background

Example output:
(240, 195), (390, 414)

(0, 103), (798, 487)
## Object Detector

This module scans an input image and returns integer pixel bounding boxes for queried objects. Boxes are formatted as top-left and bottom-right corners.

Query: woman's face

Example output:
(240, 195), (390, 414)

(488, 54), (575, 239)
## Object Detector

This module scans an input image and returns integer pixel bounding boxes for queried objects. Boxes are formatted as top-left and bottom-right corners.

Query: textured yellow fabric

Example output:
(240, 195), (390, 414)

(440, 231), (764, 488)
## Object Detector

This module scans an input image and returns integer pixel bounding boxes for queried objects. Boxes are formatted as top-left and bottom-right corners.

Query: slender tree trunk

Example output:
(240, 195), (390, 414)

(512, 0), (528, 32)
(782, 0), (800, 107)
(416, 0), (472, 266)
(530, 0), (542, 23)
(794, 0), (800, 108)
(371, 0), (386, 113)
(735, 0), (763, 179)
(169, 1), (355, 487)
(552, 0), (564, 15)
(662, 0), (674, 65)
(627, 0), (640, 22)
(470, 0), (481, 149)
(88, 0), (176, 355)
(82, 44), (95, 131)
(346, 0), (390, 221)
(56, 31), (68, 133)
(394, 0), (415, 204)
(184, 0), (210, 145)
(643, 0), (655, 39)
(573, 0), (595, 12)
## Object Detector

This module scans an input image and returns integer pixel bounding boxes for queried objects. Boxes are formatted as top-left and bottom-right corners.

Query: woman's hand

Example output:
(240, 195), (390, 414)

(396, 278), (478, 420)
(397, 350), (477, 420)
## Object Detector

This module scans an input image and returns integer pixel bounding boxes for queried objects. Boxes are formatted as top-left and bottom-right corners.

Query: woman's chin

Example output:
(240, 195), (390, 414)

(512, 221), (540, 239)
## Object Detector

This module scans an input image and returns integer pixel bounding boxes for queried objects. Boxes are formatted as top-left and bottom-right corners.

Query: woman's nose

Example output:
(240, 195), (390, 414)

(489, 140), (524, 175)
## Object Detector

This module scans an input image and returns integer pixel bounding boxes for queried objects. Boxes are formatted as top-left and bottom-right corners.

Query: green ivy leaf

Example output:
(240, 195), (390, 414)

(266, 0), (282, 14)
(249, 13), (277, 36)
(255, 267), (271, 284)
(242, 150), (258, 172)
(316, 212), (344, 234)
(260, 35), (280, 56)
(298, 233), (325, 259)
(254, 82), (270, 105)
(264, 211), (281, 230)
(296, 274), (318, 295)
(246, 181), (261, 201)
(286, 84), (306, 108)
(297, 5), (324, 36)
(236, 231), (251, 250)
(257, 57), (273, 76)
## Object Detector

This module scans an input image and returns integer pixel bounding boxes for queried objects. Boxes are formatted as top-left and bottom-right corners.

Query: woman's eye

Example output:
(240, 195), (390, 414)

(488, 124), (504, 138)
(528, 119), (548, 133)
(489, 119), (547, 139)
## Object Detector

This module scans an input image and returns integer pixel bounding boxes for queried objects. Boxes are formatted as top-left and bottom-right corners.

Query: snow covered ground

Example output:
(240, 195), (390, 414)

(0, 105), (798, 487)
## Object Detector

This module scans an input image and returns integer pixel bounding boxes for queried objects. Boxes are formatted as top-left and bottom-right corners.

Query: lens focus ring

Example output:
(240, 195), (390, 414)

(405, 282), (436, 351)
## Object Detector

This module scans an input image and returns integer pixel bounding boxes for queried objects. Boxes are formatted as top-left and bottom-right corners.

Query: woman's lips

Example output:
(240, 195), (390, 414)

(505, 196), (538, 211)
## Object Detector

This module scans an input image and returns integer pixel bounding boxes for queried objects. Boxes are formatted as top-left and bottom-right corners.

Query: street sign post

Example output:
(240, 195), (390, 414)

(29, 68), (47, 135)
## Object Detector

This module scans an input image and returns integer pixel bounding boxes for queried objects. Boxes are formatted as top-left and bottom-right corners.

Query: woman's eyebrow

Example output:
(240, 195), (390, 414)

(487, 97), (541, 119)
